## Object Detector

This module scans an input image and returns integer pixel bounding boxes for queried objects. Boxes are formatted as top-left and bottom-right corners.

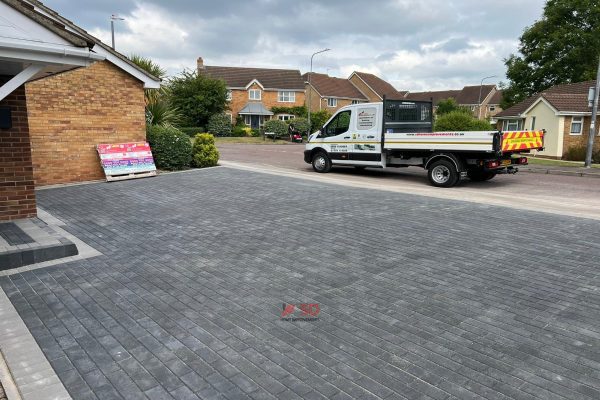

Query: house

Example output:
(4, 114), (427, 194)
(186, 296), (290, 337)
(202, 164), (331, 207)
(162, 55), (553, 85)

(495, 81), (599, 159)
(303, 73), (368, 112)
(199, 58), (305, 129)
(406, 85), (502, 120)
(348, 71), (408, 101)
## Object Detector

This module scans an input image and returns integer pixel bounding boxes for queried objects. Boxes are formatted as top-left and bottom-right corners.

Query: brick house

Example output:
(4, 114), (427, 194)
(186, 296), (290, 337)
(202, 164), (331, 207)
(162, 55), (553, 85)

(22, 0), (160, 186)
(303, 73), (368, 113)
(406, 85), (502, 120)
(348, 71), (408, 101)
(199, 59), (305, 129)
(495, 81), (599, 159)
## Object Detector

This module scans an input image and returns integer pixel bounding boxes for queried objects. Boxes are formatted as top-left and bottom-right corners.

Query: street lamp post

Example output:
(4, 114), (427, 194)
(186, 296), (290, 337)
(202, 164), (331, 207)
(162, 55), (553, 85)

(110, 14), (125, 50)
(477, 75), (498, 120)
(585, 56), (600, 168)
(307, 48), (331, 136)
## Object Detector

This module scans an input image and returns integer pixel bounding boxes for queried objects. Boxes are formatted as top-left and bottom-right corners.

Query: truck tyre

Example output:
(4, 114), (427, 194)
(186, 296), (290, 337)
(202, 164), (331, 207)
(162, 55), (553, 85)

(428, 159), (459, 187)
(467, 170), (496, 182)
(312, 152), (332, 173)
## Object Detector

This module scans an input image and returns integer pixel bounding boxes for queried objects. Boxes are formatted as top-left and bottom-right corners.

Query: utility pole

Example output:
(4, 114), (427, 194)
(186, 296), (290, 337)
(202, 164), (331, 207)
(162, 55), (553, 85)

(585, 56), (600, 168)
(307, 48), (330, 137)
(477, 75), (497, 120)
(110, 14), (124, 50)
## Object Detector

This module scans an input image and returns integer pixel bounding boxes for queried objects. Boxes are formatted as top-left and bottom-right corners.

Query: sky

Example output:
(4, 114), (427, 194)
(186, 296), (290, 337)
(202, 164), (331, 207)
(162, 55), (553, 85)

(45, 0), (546, 91)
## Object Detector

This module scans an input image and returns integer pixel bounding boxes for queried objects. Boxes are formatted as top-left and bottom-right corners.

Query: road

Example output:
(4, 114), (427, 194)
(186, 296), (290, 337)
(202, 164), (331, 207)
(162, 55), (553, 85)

(217, 143), (600, 220)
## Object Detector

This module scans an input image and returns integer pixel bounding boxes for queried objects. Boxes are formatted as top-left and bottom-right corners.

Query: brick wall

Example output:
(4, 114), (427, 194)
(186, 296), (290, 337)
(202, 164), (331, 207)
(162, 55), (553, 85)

(0, 78), (36, 221)
(563, 116), (600, 156)
(228, 83), (305, 120)
(348, 75), (380, 101)
(25, 61), (146, 186)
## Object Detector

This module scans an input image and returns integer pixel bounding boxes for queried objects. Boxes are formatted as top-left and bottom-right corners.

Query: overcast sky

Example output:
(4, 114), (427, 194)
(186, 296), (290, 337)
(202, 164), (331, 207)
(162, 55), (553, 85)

(45, 0), (546, 91)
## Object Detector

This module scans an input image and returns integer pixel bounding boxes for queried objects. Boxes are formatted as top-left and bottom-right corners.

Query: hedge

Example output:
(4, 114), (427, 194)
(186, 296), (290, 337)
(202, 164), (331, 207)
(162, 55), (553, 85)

(147, 125), (192, 170)
(207, 113), (232, 137)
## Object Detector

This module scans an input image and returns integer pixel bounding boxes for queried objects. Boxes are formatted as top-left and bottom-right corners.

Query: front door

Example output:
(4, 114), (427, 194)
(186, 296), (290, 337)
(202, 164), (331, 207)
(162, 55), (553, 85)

(349, 105), (381, 162)
(250, 115), (260, 129)
(321, 110), (352, 162)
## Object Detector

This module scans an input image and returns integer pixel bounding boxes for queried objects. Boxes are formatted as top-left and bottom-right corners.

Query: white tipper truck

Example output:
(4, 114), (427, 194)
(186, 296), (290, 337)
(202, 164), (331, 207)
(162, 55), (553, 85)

(304, 98), (545, 187)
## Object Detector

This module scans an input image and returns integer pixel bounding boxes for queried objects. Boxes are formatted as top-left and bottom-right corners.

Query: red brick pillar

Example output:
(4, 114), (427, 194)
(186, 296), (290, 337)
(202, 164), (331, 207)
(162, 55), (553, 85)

(0, 79), (37, 221)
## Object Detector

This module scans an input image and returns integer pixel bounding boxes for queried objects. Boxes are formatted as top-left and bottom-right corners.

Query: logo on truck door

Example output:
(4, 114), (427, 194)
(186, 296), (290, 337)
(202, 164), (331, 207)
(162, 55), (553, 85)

(330, 144), (348, 152)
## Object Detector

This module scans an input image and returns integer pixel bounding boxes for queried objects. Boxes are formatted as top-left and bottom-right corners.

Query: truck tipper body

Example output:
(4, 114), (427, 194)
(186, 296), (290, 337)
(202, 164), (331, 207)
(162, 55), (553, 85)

(304, 98), (544, 187)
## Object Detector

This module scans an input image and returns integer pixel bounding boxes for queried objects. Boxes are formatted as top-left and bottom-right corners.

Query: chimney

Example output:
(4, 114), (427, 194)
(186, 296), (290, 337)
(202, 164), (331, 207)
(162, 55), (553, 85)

(197, 57), (204, 72)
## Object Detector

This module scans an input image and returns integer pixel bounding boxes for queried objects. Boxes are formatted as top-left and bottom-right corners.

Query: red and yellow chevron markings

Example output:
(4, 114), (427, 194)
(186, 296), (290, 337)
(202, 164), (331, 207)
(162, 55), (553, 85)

(502, 130), (544, 152)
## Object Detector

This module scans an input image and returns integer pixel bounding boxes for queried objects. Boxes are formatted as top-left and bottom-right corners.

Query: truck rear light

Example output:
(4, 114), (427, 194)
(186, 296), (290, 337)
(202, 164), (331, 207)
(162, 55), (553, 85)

(486, 160), (500, 168)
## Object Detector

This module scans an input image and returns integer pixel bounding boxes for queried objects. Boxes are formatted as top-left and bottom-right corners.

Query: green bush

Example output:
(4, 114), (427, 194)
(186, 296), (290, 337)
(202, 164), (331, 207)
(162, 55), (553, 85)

(310, 110), (332, 133)
(562, 144), (600, 162)
(434, 111), (493, 131)
(288, 117), (310, 136)
(179, 127), (205, 137)
(262, 119), (288, 138)
(147, 125), (192, 170)
(207, 113), (232, 137)
(232, 125), (247, 137)
(191, 133), (220, 168)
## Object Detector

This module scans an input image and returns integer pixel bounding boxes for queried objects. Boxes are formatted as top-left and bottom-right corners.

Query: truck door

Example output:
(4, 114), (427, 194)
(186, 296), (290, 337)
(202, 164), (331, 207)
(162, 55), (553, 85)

(321, 109), (352, 162)
(349, 106), (381, 162)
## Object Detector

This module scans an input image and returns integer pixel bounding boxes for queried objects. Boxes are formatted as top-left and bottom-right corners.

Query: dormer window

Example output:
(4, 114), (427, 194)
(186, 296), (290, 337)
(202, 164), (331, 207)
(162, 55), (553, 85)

(249, 89), (261, 100)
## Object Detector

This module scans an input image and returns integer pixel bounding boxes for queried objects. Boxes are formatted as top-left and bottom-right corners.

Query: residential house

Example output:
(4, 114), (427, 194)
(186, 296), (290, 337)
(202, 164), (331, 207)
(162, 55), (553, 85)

(303, 73), (368, 112)
(406, 85), (502, 120)
(0, 0), (159, 219)
(199, 59), (305, 129)
(348, 71), (407, 101)
(495, 81), (599, 159)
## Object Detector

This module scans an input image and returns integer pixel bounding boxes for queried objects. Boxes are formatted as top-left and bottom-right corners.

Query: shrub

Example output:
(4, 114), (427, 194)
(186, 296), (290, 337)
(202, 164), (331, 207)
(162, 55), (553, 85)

(191, 133), (220, 168)
(563, 144), (587, 161)
(207, 113), (232, 137)
(179, 127), (205, 137)
(262, 119), (288, 138)
(310, 110), (332, 132)
(434, 111), (493, 131)
(147, 125), (192, 170)
(288, 117), (310, 136)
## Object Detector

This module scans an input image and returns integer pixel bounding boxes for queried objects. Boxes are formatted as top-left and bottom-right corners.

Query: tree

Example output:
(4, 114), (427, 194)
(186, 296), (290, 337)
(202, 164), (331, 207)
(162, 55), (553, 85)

(436, 98), (471, 115)
(434, 111), (493, 131)
(167, 70), (228, 127)
(503, 0), (600, 107)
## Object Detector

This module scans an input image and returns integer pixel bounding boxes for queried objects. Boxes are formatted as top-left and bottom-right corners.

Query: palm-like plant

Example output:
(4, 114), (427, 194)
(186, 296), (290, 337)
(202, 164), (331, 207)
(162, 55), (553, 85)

(129, 54), (182, 127)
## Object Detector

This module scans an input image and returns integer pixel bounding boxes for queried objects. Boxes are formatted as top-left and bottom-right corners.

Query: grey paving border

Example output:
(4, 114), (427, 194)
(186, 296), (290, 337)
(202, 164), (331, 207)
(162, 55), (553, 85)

(0, 284), (70, 400)
(521, 167), (600, 178)
(0, 209), (102, 278)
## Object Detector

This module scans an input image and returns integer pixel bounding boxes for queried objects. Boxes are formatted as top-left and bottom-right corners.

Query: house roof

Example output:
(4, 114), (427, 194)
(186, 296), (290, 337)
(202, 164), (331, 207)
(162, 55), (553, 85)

(495, 80), (595, 118)
(14, 0), (161, 87)
(351, 71), (403, 99)
(489, 90), (503, 105)
(203, 66), (304, 90)
(238, 102), (273, 116)
(405, 90), (461, 105)
(303, 73), (367, 100)
(405, 85), (496, 106)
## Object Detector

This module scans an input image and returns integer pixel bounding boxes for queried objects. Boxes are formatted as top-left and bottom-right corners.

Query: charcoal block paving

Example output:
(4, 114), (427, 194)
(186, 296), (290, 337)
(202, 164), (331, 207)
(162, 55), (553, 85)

(2, 167), (600, 399)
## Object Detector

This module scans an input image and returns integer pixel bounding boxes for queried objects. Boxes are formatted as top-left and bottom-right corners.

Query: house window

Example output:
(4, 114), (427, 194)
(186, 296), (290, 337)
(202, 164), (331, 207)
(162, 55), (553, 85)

(226, 90), (232, 101)
(570, 117), (583, 135)
(351, 100), (361, 105)
(244, 115), (251, 125)
(278, 114), (295, 121)
(530, 116), (536, 130)
(489, 105), (496, 112)
(327, 98), (337, 107)
(278, 91), (295, 102)
(504, 119), (521, 131)
(249, 89), (261, 100)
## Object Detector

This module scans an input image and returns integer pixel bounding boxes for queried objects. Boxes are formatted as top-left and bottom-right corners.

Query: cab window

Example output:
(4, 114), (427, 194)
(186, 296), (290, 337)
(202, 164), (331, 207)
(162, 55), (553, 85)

(324, 110), (351, 137)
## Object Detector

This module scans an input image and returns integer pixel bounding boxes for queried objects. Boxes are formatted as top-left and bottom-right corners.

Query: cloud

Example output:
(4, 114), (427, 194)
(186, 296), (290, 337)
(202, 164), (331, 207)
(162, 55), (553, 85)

(45, 0), (546, 91)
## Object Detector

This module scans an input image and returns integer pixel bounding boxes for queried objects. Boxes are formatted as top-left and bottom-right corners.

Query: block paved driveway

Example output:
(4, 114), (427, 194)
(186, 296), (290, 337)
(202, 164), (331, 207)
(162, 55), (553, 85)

(2, 167), (600, 400)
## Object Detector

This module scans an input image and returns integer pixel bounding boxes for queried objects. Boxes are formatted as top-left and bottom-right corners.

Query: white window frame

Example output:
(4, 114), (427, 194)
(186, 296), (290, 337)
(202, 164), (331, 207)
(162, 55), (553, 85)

(278, 91), (295, 103)
(277, 114), (295, 121)
(504, 119), (521, 131)
(226, 90), (232, 101)
(249, 89), (261, 100)
(351, 100), (361, 105)
(489, 105), (496, 112)
(570, 116), (583, 135)
(530, 116), (536, 130)
(244, 115), (251, 125)
(327, 98), (337, 107)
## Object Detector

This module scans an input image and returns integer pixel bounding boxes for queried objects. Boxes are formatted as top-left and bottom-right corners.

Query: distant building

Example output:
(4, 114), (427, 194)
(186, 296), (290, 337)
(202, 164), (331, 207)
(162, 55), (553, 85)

(303, 73), (368, 113)
(199, 58), (305, 129)
(495, 81), (599, 159)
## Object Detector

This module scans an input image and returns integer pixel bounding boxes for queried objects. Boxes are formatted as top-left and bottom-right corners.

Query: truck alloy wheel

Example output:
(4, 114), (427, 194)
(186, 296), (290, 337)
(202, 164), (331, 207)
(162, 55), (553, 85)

(312, 153), (332, 173)
(428, 160), (459, 187)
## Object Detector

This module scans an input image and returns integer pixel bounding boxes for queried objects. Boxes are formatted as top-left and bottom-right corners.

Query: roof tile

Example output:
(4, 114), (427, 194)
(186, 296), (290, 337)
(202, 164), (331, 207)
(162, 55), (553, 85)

(203, 66), (304, 90)
(303, 73), (366, 99)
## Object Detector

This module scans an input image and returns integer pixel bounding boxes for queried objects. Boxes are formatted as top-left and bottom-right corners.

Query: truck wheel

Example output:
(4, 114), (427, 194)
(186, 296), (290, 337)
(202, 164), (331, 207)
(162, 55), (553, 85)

(428, 160), (459, 187)
(312, 152), (332, 173)
(467, 170), (496, 182)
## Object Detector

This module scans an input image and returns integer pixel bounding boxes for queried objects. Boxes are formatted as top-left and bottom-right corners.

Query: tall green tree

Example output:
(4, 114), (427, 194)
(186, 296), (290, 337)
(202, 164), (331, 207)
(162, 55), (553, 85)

(503, 0), (600, 108)
(167, 70), (228, 127)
